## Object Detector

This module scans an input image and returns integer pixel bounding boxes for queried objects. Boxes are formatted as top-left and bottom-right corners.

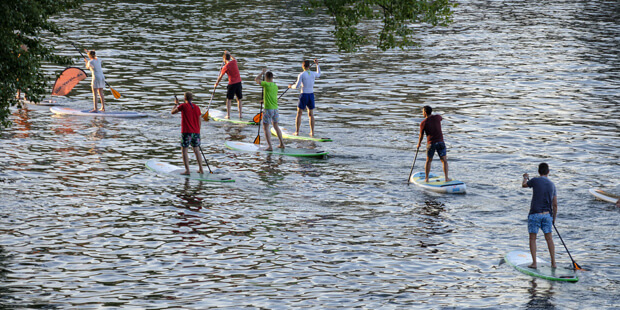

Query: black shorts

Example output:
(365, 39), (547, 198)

(226, 82), (243, 100)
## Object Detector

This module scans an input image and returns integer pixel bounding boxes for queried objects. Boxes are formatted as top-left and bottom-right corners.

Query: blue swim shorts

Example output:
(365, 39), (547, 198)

(298, 93), (315, 110)
(528, 213), (553, 234)
(426, 141), (447, 160)
(262, 109), (279, 124)
(181, 133), (201, 148)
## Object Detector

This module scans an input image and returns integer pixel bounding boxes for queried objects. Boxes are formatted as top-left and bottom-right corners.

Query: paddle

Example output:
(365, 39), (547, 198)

(198, 146), (213, 174)
(253, 73), (265, 144)
(202, 61), (225, 121)
(71, 43), (121, 99)
(407, 146), (421, 183)
(553, 223), (584, 270)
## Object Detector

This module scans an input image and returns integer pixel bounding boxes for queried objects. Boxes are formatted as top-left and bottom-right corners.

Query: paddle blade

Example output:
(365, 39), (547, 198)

(202, 111), (210, 121)
(574, 262), (584, 271)
(110, 87), (121, 99)
(253, 135), (260, 145)
(253, 112), (263, 123)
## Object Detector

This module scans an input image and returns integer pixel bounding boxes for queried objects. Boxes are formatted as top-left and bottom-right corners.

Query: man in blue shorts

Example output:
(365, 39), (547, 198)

(417, 105), (450, 182)
(522, 163), (557, 268)
(288, 59), (321, 137)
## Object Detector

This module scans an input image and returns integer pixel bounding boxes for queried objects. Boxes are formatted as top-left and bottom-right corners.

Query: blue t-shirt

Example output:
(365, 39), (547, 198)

(526, 176), (556, 215)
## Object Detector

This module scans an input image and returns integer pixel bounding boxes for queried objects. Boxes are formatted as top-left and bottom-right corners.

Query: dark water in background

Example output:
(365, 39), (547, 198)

(1, 0), (619, 308)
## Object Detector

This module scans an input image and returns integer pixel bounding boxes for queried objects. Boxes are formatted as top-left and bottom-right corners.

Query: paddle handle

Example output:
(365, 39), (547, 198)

(407, 146), (420, 183)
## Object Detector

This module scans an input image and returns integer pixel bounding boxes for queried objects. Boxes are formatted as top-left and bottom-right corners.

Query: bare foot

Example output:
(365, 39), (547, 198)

(99, 108), (105, 112)
(198, 170), (204, 174)
(424, 179), (429, 183)
(265, 147), (273, 151)
(293, 132), (299, 136)
(180, 171), (190, 175)
(551, 264), (556, 268)
(309, 132), (315, 137)
(445, 178), (453, 182)
(89, 109), (98, 113)
(528, 264), (537, 269)
(277, 144), (285, 149)
(225, 115), (230, 119)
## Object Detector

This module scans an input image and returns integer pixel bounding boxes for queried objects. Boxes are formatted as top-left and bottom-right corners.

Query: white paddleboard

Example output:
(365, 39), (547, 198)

(225, 141), (328, 158)
(505, 250), (578, 282)
(145, 159), (234, 183)
(589, 188), (619, 204)
(409, 172), (466, 194)
(50, 106), (147, 118)
(207, 109), (257, 125)
(270, 126), (332, 142)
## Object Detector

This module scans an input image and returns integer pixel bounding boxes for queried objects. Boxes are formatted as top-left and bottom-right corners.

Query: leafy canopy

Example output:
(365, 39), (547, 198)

(0, 0), (83, 128)
(305, 0), (457, 52)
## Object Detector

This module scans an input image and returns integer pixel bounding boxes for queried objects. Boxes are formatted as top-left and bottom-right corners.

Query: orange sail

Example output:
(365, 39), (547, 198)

(51, 67), (87, 96)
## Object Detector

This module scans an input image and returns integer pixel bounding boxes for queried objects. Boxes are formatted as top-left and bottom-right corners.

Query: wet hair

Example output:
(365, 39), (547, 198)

(88, 50), (96, 58)
(423, 105), (432, 115)
(538, 163), (549, 175)
(303, 60), (311, 69)
(184, 91), (193, 102)
(265, 71), (273, 79)
(225, 53), (231, 61)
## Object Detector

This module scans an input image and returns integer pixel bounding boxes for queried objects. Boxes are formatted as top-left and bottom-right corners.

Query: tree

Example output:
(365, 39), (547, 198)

(0, 0), (83, 128)
(305, 0), (457, 52)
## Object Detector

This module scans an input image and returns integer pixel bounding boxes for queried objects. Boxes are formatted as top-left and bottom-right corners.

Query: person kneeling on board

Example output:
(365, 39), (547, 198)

(171, 92), (204, 175)
(255, 68), (285, 151)
(417, 105), (450, 182)
(522, 163), (557, 268)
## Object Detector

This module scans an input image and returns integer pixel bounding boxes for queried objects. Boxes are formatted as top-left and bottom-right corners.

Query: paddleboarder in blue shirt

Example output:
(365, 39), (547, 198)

(417, 105), (450, 182)
(522, 163), (557, 268)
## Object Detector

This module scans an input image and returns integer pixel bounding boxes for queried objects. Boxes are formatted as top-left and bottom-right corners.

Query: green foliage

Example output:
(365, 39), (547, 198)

(305, 0), (457, 52)
(0, 0), (83, 128)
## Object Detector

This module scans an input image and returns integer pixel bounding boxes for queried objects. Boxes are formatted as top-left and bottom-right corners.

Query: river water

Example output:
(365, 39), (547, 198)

(1, 0), (619, 308)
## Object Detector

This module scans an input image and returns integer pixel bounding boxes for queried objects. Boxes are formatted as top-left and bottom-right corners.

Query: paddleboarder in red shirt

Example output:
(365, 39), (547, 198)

(171, 92), (204, 175)
(214, 50), (243, 119)
(417, 105), (451, 183)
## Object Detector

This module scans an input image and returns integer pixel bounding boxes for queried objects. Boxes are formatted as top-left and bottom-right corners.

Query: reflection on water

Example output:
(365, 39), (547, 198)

(0, 0), (618, 308)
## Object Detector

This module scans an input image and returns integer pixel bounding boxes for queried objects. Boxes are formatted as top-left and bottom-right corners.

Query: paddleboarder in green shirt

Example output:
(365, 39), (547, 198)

(255, 68), (284, 151)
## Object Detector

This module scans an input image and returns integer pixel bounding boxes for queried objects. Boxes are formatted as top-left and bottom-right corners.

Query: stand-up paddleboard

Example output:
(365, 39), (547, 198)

(409, 172), (466, 194)
(145, 159), (234, 183)
(589, 188), (619, 204)
(505, 250), (578, 282)
(20, 98), (61, 106)
(51, 106), (147, 118)
(270, 126), (332, 142)
(225, 141), (328, 158)
(208, 109), (257, 125)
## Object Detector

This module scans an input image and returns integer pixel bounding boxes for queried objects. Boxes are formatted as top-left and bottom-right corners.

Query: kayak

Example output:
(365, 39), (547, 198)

(50, 106), (147, 118)
(270, 126), (332, 142)
(505, 250), (578, 282)
(409, 172), (466, 194)
(207, 109), (257, 125)
(589, 188), (619, 204)
(225, 141), (328, 158)
(145, 159), (235, 183)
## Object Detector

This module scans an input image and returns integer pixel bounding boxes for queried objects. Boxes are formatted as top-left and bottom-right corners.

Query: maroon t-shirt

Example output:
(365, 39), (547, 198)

(420, 114), (443, 144)
(178, 102), (201, 134)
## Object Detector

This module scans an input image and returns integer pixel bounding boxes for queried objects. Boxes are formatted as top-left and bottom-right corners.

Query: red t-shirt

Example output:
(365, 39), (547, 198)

(178, 102), (201, 134)
(420, 114), (443, 144)
(221, 59), (241, 85)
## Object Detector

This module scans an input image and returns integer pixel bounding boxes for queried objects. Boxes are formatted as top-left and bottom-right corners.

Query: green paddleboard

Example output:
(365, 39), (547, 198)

(270, 126), (332, 142)
(207, 109), (257, 125)
(505, 250), (578, 282)
(225, 141), (328, 158)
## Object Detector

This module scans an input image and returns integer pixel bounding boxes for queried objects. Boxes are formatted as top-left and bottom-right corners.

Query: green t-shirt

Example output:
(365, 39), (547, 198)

(261, 81), (278, 110)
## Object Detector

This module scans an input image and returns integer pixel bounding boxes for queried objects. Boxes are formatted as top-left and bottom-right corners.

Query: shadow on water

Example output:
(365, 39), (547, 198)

(526, 279), (555, 310)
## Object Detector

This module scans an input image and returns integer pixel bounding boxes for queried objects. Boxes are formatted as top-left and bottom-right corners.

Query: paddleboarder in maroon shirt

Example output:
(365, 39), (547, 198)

(416, 105), (451, 183)
(171, 92), (204, 175)
(214, 50), (243, 119)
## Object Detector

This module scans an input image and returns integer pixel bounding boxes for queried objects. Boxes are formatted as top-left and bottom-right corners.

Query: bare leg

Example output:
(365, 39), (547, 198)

(440, 155), (450, 182)
(225, 99), (231, 119)
(308, 108), (315, 137)
(192, 146), (204, 174)
(528, 233), (538, 268)
(294, 108), (302, 135)
(97, 88), (105, 111)
(424, 157), (432, 183)
(237, 98), (242, 119)
(544, 232), (556, 268)
(263, 122), (273, 151)
(181, 147), (190, 175)
(273, 122), (285, 148)
(91, 87), (99, 112)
